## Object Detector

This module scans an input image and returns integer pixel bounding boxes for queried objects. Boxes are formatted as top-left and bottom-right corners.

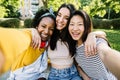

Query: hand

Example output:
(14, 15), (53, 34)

(84, 32), (97, 57)
(31, 28), (41, 49)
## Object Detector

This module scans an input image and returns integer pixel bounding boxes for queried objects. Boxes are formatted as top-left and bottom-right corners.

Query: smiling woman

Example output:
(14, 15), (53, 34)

(0, 8), (56, 80)
(68, 10), (120, 80)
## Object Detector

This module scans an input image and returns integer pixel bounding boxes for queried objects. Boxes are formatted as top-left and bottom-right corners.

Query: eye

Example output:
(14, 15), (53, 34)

(41, 24), (46, 28)
(78, 23), (83, 26)
(69, 23), (74, 26)
(65, 17), (69, 20)
(49, 28), (54, 31)
(57, 13), (61, 17)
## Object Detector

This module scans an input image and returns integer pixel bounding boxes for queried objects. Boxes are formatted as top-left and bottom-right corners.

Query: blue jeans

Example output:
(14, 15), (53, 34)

(48, 65), (83, 80)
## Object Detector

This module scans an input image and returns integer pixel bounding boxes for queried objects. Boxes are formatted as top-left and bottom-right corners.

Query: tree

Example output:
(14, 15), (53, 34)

(40, 0), (120, 19)
(0, 6), (6, 18)
(1, 0), (20, 18)
(41, 0), (81, 11)
(0, 0), (7, 17)
(41, 0), (48, 8)
(81, 0), (120, 19)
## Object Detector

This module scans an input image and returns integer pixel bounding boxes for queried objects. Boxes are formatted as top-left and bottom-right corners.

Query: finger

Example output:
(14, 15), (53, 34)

(32, 41), (37, 49)
(38, 39), (41, 49)
(87, 44), (91, 56)
(34, 39), (40, 49)
(31, 38), (38, 49)
(92, 44), (97, 56)
(93, 44), (97, 55)
(31, 36), (36, 48)
(84, 43), (88, 57)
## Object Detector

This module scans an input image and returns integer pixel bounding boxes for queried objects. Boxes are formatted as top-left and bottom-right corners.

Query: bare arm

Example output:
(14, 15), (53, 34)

(98, 43), (120, 79)
(30, 28), (41, 49)
(85, 31), (106, 56)
(19, 28), (41, 49)
(77, 65), (91, 80)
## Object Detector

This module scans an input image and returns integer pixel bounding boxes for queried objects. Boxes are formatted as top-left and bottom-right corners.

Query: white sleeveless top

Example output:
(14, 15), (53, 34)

(48, 39), (73, 66)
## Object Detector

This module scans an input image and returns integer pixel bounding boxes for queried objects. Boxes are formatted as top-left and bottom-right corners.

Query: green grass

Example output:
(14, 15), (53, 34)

(94, 29), (120, 51)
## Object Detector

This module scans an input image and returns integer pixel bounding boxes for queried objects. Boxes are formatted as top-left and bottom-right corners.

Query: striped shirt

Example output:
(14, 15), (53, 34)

(75, 38), (117, 80)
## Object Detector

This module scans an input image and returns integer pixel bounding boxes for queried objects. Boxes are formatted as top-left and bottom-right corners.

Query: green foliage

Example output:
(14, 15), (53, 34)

(0, 18), (20, 28)
(47, 0), (81, 11)
(111, 18), (120, 29)
(92, 19), (111, 29)
(40, 0), (120, 19)
(80, 0), (92, 7)
(95, 29), (120, 51)
(0, 0), (20, 18)
(104, 9), (120, 19)
(92, 18), (120, 29)
(81, 0), (120, 18)
(0, 6), (7, 18)
(24, 18), (32, 28)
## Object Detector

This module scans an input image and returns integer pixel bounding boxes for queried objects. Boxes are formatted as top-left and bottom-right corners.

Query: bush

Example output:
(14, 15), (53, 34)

(92, 19), (102, 29)
(0, 18), (20, 28)
(101, 19), (112, 29)
(111, 18), (120, 29)
(24, 18), (32, 28)
(92, 18), (120, 29)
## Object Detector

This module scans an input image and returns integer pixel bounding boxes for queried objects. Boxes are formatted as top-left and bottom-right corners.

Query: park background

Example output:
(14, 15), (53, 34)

(0, 0), (120, 51)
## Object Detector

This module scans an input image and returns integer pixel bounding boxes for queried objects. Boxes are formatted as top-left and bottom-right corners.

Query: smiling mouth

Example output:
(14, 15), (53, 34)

(72, 32), (80, 37)
(41, 34), (48, 41)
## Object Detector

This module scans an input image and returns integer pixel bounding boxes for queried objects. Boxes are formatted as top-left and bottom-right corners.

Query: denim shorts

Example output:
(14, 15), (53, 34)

(48, 64), (83, 80)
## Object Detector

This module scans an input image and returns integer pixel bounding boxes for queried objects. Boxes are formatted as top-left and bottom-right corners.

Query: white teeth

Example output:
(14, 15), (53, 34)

(57, 24), (62, 27)
(72, 32), (79, 37)
(41, 34), (48, 38)
(72, 32), (79, 35)
(57, 22), (63, 26)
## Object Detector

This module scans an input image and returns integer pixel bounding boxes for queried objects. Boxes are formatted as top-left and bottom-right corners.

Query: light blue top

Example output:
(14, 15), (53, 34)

(7, 50), (48, 80)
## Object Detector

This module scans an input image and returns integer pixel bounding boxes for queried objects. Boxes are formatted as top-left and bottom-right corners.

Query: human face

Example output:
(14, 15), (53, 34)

(37, 17), (55, 41)
(56, 7), (70, 31)
(68, 15), (84, 43)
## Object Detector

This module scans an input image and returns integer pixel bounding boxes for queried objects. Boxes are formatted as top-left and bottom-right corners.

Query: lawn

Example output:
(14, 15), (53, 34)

(94, 29), (120, 51)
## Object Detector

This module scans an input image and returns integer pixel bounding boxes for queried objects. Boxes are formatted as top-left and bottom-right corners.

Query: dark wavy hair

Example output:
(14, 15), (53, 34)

(50, 3), (76, 56)
(32, 7), (56, 28)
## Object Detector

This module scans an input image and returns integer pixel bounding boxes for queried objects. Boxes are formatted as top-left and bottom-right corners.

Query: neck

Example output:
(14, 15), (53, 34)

(77, 40), (83, 46)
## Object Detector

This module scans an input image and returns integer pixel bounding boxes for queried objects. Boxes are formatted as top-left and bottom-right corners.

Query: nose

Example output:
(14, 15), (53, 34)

(44, 28), (49, 34)
(72, 25), (78, 31)
(59, 17), (63, 22)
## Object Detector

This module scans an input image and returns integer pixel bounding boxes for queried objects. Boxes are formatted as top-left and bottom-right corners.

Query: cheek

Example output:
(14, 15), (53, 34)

(81, 26), (85, 32)
(68, 27), (72, 35)
(37, 27), (42, 33)
(49, 31), (53, 36)
(64, 20), (68, 25)
(68, 27), (71, 32)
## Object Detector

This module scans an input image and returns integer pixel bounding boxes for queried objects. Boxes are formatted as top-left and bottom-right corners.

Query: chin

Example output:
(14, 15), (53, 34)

(57, 27), (63, 31)
(72, 37), (79, 41)
(41, 39), (47, 42)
